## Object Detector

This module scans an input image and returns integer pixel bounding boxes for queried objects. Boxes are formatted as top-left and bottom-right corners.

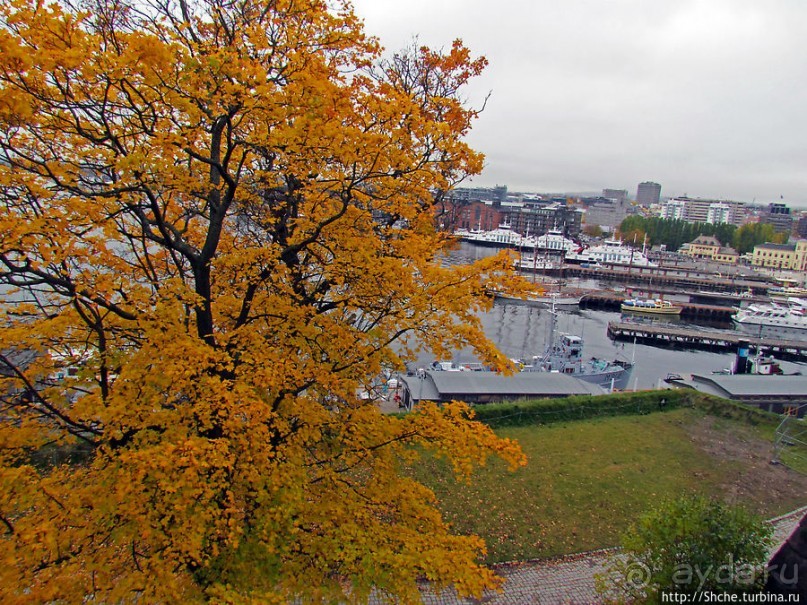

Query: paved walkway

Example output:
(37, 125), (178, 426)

(402, 506), (807, 605)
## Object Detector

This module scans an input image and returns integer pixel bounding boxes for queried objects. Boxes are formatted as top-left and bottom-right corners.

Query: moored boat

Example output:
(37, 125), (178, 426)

(513, 255), (562, 272)
(532, 229), (579, 254)
(519, 305), (633, 390)
(494, 289), (581, 309)
(564, 238), (657, 267)
(454, 223), (532, 248)
(620, 298), (682, 315)
(769, 286), (807, 302)
(429, 302), (633, 390)
(454, 226), (579, 253)
(732, 298), (807, 340)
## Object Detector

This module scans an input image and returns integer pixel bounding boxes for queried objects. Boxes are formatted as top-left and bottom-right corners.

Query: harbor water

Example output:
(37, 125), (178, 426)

(478, 303), (807, 390)
(422, 243), (807, 390)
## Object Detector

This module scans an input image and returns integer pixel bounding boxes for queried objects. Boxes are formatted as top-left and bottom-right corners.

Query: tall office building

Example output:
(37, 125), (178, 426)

(636, 181), (661, 206)
(602, 188), (628, 203)
(796, 215), (807, 239)
(762, 203), (793, 235)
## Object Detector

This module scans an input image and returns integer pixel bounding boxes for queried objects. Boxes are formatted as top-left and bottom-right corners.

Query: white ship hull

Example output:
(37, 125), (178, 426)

(564, 238), (657, 267)
(455, 227), (578, 253)
(521, 359), (632, 390)
(494, 292), (581, 309)
(732, 300), (807, 341)
(733, 318), (807, 340)
(576, 364), (633, 391)
(514, 257), (562, 272)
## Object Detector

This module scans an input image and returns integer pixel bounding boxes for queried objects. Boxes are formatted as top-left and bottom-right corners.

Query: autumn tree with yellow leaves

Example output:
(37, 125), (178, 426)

(0, 0), (527, 602)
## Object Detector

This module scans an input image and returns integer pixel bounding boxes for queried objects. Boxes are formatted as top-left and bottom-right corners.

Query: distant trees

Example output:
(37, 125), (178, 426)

(732, 223), (788, 255)
(618, 227), (648, 249)
(619, 216), (790, 255)
(583, 224), (603, 238)
(619, 217), (736, 251)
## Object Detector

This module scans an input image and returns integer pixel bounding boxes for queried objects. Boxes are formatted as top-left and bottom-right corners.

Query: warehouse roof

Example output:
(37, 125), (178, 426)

(693, 374), (807, 397)
(402, 370), (604, 403)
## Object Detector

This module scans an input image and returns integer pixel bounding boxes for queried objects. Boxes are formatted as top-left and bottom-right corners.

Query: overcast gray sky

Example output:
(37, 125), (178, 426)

(351, 0), (807, 205)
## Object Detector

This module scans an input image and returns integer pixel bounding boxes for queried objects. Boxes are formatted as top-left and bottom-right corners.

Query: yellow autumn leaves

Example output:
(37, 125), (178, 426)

(0, 0), (529, 602)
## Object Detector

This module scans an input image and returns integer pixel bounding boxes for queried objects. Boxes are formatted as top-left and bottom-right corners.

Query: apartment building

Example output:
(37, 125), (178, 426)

(662, 197), (746, 226)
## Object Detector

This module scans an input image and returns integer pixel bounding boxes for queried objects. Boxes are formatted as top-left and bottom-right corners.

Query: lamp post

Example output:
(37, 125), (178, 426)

(413, 368), (426, 412)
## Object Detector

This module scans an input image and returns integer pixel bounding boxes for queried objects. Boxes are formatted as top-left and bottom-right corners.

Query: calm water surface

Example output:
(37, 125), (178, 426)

(421, 243), (806, 389)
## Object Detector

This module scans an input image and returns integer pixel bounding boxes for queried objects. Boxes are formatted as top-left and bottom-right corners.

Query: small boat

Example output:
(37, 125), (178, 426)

(430, 360), (489, 372)
(620, 298), (682, 315)
(769, 286), (807, 302)
(711, 356), (786, 376)
(493, 290), (581, 309)
(513, 255), (561, 272)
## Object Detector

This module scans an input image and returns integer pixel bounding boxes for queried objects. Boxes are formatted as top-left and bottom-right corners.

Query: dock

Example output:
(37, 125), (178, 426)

(607, 321), (807, 360)
(527, 263), (774, 295)
(581, 292), (737, 321)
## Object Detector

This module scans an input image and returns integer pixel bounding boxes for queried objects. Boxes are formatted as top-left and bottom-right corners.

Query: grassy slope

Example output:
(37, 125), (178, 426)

(411, 407), (805, 564)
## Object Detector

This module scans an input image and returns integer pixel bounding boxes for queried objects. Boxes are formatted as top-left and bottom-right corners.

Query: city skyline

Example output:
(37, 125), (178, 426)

(351, 0), (807, 207)
(450, 183), (798, 208)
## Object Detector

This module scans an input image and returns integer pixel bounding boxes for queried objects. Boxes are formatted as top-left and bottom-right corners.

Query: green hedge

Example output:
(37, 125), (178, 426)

(467, 390), (782, 429)
(688, 393), (781, 426)
(469, 390), (691, 428)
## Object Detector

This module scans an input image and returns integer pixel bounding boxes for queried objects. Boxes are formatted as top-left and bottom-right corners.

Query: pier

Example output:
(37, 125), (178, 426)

(525, 263), (774, 295)
(607, 321), (807, 360)
(581, 293), (737, 321)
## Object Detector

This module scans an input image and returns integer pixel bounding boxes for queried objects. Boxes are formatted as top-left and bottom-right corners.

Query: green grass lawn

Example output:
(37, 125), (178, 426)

(409, 407), (807, 564)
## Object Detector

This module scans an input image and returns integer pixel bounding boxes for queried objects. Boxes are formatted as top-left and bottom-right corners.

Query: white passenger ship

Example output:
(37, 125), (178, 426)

(531, 229), (579, 254)
(732, 298), (807, 340)
(564, 239), (657, 268)
(453, 225), (578, 253)
(453, 223), (526, 247)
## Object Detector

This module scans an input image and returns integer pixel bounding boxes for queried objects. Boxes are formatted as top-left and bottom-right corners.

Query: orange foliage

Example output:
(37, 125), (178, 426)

(0, 0), (526, 602)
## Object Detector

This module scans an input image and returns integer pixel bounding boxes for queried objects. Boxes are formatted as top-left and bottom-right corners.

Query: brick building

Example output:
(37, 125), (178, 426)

(439, 197), (582, 238)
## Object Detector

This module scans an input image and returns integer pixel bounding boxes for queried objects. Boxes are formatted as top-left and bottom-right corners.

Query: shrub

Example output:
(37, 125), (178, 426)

(600, 495), (772, 603)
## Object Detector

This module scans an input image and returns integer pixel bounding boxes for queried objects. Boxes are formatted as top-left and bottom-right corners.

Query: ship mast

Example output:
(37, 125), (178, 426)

(628, 233), (636, 271)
